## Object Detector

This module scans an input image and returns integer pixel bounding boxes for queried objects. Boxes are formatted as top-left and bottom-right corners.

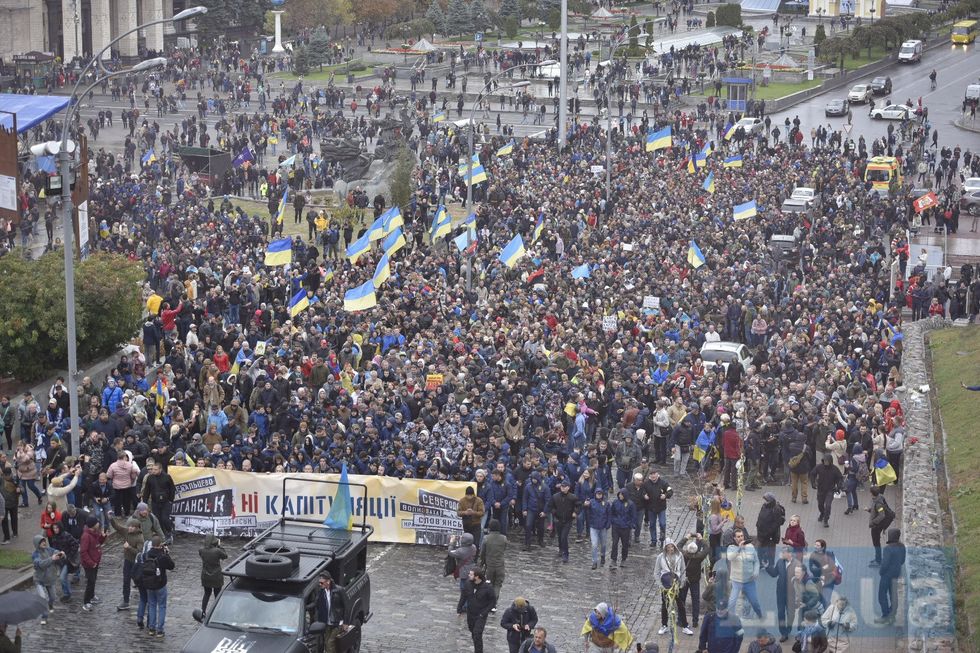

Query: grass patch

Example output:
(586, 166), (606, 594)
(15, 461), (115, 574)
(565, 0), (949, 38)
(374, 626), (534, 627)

(929, 325), (980, 651)
(271, 63), (374, 82)
(842, 46), (890, 70)
(0, 548), (33, 570)
(753, 78), (822, 100)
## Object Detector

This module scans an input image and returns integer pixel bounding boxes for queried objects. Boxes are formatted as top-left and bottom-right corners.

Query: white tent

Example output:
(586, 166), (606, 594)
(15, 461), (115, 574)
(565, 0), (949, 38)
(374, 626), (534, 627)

(591, 6), (614, 18)
(413, 38), (438, 52)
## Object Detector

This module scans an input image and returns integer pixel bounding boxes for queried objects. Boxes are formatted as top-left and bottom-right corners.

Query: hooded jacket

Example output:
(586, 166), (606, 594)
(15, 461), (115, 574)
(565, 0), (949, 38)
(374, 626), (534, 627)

(879, 529), (905, 579)
(522, 473), (552, 514)
(756, 497), (786, 543)
(654, 538), (688, 586)
(32, 535), (61, 586)
(610, 490), (637, 529)
(726, 539), (760, 583)
(449, 532), (478, 580)
(199, 534), (228, 588)
(585, 490), (611, 530)
(80, 525), (107, 569)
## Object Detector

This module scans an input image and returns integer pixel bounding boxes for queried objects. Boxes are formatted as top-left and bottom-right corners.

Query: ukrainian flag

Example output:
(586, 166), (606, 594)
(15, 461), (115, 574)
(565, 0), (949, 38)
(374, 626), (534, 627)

(688, 240), (706, 269)
(383, 227), (406, 256)
(366, 216), (384, 242)
(498, 234), (525, 268)
(274, 186), (289, 225)
(581, 612), (633, 651)
(323, 462), (354, 530)
(724, 155), (743, 168)
(462, 164), (488, 186)
(645, 126), (672, 152)
(532, 214), (544, 243)
(381, 206), (403, 234)
(431, 205), (451, 241)
(373, 252), (391, 287)
(462, 212), (477, 230)
(453, 229), (477, 253)
(724, 122), (737, 141)
(702, 172), (715, 195)
(432, 112), (446, 123)
(324, 268), (334, 283)
(687, 157), (696, 174)
(343, 279), (378, 312)
(874, 458), (898, 486)
(288, 289), (316, 317)
(141, 149), (157, 165)
(264, 237), (293, 266)
(733, 200), (758, 221)
(695, 143), (710, 168)
(497, 139), (515, 157)
(346, 232), (371, 263)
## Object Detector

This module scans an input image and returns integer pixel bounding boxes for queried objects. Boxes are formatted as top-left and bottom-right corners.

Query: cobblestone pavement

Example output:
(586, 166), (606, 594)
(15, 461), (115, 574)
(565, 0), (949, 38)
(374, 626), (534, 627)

(16, 467), (906, 653)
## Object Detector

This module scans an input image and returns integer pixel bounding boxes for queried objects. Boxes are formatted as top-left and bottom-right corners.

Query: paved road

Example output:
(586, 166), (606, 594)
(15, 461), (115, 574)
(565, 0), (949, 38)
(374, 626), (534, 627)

(771, 41), (980, 140)
(13, 466), (909, 653)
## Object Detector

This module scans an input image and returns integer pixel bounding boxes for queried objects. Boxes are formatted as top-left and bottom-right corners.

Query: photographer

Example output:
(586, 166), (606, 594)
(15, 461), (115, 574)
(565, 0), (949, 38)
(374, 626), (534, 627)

(142, 535), (176, 638)
(32, 534), (65, 623)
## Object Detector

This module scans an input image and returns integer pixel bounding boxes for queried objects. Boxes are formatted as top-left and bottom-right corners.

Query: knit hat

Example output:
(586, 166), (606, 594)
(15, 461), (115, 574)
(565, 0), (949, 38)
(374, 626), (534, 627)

(136, 502), (149, 512)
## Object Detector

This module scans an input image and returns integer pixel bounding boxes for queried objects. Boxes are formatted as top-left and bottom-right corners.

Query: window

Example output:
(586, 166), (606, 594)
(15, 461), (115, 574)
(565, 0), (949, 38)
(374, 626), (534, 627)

(207, 591), (303, 634)
(866, 169), (890, 182)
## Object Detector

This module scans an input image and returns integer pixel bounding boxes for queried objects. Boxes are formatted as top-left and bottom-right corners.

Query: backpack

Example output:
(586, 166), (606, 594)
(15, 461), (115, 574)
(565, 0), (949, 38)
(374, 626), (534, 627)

(141, 552), (163, 589)
(132, 551), (146, 587)
(852, 456), (870, 484)
(832, 557), (844, 585)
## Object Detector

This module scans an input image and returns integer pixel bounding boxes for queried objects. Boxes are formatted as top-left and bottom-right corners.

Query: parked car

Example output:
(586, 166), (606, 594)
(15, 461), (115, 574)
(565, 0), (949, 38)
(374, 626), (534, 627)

(790, 187), (819, 207)
(735, 117), (765, 135)
(870, 104), (913, 120)
(870, 76), (893, 95)
(825, 98), (849, 116)
(962, 177), (980, 194)
(848, 84), (872, 103)
(961, 190), (980, 216)
(700, 341), (753, 373)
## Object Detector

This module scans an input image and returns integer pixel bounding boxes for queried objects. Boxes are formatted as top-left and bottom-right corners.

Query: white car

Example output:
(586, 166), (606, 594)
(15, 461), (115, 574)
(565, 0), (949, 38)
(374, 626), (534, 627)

(870, 104), (913, 120)
(736, 117), (765, 135)
(848, 84), (872, 103)
(700, 341), (753, 373)
(790, 187), (816, 204)
(962, 177), (980, 194)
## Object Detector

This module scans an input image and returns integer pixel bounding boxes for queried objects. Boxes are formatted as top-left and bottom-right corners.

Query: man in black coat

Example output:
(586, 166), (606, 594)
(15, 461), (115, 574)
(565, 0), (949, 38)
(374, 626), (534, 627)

(499, 596), (538, 653)
(876, 529), (906, 623)
(316, 572), (347, 653)
(466, 569), (496, 653)
(811, 454), (843, 527)
(755, 493), (785, 572)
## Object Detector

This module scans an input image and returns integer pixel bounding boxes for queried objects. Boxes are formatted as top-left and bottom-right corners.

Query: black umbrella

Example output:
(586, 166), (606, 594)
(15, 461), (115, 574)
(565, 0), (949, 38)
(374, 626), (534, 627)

(0, 591), (49, 624)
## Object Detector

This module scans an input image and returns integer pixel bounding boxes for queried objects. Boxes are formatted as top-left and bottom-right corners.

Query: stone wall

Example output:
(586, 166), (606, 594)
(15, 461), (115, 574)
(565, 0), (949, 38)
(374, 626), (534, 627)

(896, 320), (957, 653)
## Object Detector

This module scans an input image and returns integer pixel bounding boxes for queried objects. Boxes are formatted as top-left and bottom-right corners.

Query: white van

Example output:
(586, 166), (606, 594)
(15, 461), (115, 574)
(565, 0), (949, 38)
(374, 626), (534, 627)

(700, 341), (753, 373)
(966, 84), (980, 102)
(898, 40), (923, 63)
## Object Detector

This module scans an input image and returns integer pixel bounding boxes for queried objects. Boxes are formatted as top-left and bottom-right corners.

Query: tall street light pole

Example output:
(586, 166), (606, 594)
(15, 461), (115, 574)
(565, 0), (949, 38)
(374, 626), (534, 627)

(557, 0), (569, 150)
(464, 60), (556, 291)
(49, 5), (206, 456)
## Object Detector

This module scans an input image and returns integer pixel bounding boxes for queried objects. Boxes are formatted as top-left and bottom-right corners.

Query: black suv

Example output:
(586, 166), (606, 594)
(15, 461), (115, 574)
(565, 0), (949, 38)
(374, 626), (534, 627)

(182, 478), (372, 653)
(870, 76), (892, 95)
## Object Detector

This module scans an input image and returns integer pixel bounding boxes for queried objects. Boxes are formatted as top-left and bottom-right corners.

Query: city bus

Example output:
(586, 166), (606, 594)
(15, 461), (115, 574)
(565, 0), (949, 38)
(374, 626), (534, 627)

(951, 20), (978, 45)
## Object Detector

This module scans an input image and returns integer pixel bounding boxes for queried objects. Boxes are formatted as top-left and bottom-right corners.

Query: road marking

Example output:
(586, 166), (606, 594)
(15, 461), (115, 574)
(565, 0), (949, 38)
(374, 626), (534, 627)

(366, 543), (395, 571)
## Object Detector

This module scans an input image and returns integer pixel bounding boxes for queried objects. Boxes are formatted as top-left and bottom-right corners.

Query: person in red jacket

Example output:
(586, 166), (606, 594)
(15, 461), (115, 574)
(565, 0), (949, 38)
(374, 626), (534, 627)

(159, 300), (183, 336)
(720, 414), (742, 491)
(40, 501), (62, 539)
(80, 516), (108, 612)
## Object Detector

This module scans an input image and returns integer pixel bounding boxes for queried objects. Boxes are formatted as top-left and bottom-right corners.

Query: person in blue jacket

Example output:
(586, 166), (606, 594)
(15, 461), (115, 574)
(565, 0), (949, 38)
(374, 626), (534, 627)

(610, 488), (637, 567)
(586, 488), (611, 570)
(575, 468), (596, 543)
(698, 605), (744, 653)
(485, 469), (515, 536)
(522, 471), (551, 551)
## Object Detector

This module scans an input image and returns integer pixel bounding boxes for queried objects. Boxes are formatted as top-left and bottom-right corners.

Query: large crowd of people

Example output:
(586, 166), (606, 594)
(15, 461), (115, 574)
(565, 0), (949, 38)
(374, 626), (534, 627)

(0, 25), (973, 651)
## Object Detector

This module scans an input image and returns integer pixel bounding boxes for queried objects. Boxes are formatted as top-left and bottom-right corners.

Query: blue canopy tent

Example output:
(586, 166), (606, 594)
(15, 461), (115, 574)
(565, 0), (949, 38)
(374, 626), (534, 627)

(0, 93), (72, 133)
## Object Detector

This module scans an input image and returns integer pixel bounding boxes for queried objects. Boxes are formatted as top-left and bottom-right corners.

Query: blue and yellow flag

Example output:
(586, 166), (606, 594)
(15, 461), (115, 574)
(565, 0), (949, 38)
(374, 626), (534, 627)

(323, 462), (354, 530)
(274, 186), (289, 225)
(581, 612), (633, 651)
(571, 263), (591, 279)
(383, 227), (406, 256)
(733, 200), (758, 221)
(532, 213), (544, 243)
(141, 149), (157, 165)
(496, 139), (515, 157)
(431, 205), (451, 241)
(695, 142), (710, 168)
(645, 126), (672, 152)
(462, 212), (477, 230)
(288, 289), (316, 318)
(453, 229), (477, 253)
(702, 172), (715, 194)
(366, 216), (384, 242)
(724, 155), (743, 168)
(323, 268), (334, 283)
(724, 123), (737, 141)
(264, 237), (292, 266)
(688, 240), (706, 269)
(874, 458), (898, 486)
(687, 157), (696, 174)
(346, 232), (371, 263)
(343, 280), (377, 312)
(380, 206), (403, 235)
(372, 252), (391, 288)
(461, 164), (488, 186)
(499, 234), (525, 268)
(432, 112), (446, 123)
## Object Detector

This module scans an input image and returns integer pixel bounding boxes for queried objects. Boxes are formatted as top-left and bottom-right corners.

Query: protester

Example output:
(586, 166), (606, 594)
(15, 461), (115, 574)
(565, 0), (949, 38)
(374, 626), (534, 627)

(198, 534), (227, 612)
(79, 516), (107, 611)
(500, 596), (538, 653)
(464, 569), (495, 653)
(110, 515), (145, 611)
(876, 529), (906, 624)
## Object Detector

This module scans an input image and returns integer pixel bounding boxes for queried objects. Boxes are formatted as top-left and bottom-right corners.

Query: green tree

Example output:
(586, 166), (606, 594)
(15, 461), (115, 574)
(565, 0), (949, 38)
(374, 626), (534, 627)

(196, 0), (270, 41)
(446, 0), (473, 35)
(468, 0), (491, 32)
(500, 0), (520, 20)
(715, 3), (742, 27)
(306, 30), (333, 70)
(629, 15), (639, 49)
(389, 146), (417, 213)
(503, 16), (519, 37)
(706, 11), (715, 27)
(293, 46), (312, 75)
(425, 0), (447, 35)
(537, 0), (559, 22)
(0, 252), (143, 382)
(813, 24), (826, 46)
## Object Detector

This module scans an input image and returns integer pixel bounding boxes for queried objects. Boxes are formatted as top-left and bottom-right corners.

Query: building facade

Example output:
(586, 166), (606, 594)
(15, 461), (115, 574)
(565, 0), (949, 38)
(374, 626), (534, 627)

(0, 0), (191, 63)
(808, 0), (886, 19)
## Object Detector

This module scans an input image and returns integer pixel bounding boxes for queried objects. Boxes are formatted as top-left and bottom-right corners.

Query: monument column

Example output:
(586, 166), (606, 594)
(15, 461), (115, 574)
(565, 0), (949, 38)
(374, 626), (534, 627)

(117, 0), (139, 58)
(90, 0), (112, 59)
(144, 0), (165, 53)
(61, 0), (81, 60)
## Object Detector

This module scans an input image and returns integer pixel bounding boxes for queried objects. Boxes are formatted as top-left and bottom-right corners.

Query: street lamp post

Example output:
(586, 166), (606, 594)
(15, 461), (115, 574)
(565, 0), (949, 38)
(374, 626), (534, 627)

(464, 59), (556, 291)
(43, 6), (206, 456)
(605, 23), (651, 205)
(558, 0), (569, 150)
(869, 4), (876, 24)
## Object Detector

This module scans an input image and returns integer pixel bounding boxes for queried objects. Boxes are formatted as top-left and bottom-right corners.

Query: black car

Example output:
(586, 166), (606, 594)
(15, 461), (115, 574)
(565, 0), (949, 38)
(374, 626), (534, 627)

(825, 98), (849, 117)
(183, 478), (373, 653)
(871, 76), (892, 95)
